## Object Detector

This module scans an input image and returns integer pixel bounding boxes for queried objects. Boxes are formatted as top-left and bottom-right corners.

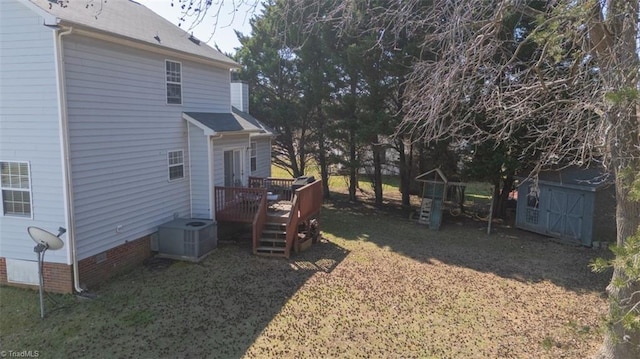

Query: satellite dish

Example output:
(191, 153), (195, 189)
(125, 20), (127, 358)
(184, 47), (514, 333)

(26, 226), (66, 319)
(27, 227), (64, 250)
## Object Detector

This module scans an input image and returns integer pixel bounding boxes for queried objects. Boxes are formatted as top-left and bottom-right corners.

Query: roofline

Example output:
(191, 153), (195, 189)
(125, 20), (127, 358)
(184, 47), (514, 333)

(57, 22), (240, 70)
(17, 0), (59, 25)
(516, 177), (605, 192)
(250, 132), (277, 139)
(415, 168), (448, 182)
(182, 113), (263, 136)
(183, 113), (216, 136)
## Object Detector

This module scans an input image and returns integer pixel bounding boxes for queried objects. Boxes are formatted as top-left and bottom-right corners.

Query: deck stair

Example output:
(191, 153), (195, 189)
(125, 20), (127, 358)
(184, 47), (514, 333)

(255, 220), (288, 256)
(215, 178), (322, 258)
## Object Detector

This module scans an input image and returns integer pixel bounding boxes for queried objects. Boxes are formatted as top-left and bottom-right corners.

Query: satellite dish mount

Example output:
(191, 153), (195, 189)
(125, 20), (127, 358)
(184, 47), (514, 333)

(27, 226), (66, 319)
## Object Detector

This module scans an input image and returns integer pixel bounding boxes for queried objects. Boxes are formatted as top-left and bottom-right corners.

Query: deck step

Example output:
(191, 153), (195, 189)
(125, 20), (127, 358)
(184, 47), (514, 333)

(266, 215), (288, 224)
(262, 229), (286, 236)
(259, 237), (286, 244)
(255, 246), (286, 253)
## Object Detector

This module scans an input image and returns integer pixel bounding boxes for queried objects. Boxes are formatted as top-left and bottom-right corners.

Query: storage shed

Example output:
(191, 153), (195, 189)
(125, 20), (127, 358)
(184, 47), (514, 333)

(515, 167), (616, 246)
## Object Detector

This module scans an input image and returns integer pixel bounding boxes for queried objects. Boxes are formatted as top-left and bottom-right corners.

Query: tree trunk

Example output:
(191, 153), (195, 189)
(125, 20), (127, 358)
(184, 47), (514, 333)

(597, 165), (640, 358)
(372, 142), (383, 206)
(283, 130), (302, 177)
(491, 180), (500, 218)
(494, 173), (514, 219)
(297, 130), (307, 176)
(397, 138), (412, 209)
(348, 126), (358, 201)
(317, 131), (331, 199)
(592, 1), (640, 356)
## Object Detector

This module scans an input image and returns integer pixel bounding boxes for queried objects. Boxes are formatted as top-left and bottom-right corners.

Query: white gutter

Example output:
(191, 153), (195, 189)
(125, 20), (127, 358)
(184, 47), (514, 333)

(54, 26), (83, 293)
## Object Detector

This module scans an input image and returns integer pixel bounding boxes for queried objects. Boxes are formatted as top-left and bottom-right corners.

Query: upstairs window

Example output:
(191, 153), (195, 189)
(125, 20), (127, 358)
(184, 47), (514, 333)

(1, 161), (32, 217)
(250, 141), (257, 172)
(168, 150), (184, 181)
(166, 60), (182, 104)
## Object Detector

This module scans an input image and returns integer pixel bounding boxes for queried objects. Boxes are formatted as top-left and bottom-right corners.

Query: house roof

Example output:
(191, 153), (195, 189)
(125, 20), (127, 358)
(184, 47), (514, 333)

(28, 0), (237, 68)
(231, 107), (275, 136)
(183, 110), (272, 136)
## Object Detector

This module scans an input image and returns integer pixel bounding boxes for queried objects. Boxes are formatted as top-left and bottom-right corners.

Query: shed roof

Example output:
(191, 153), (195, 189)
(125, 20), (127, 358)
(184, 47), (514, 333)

(183, 109), (273, 136)
(28, 0), (237, 68)
(520, 166), (613, 191)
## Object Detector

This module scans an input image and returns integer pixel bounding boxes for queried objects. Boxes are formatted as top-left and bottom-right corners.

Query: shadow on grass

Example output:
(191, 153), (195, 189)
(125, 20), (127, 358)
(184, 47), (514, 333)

(0, 238), (349, 358)
(321, 199), (610, 294)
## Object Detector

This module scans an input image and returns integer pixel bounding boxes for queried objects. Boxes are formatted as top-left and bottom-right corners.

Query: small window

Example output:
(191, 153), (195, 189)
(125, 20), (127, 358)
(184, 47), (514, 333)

(525, 185), (539, 225)
(250, 141), (257, 172)
(1, 161), (32, 217)
(526, 186), (539, 208)
(166, 60), (182, 104)
(168, 150), (184, 181)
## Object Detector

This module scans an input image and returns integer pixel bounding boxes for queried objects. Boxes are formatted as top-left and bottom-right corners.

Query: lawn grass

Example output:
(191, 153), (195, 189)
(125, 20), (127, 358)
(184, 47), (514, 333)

(0, 169), (610, 358)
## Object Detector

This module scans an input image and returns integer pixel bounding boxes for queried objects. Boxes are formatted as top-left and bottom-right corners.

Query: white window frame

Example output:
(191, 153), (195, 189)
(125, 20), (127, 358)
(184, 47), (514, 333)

(1, 161), (33, 219)
(165, 60), (182, 105)
(223, 146), (246, 187)
(250, 141), (257, 172)
(167, 150), (185, 182)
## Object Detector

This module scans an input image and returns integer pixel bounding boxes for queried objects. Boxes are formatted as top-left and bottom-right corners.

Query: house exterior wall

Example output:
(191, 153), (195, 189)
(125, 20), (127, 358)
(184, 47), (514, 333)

(188, 123), (211, 219)
(230, 82), (249, 112)
(0, 1), (69, 267)
(62, 34), (231, 260)
(0, 257), (73, 293)
(211, 134), (251, 187)
(251, 137), (272, 178)
(77, 234), (151, 288)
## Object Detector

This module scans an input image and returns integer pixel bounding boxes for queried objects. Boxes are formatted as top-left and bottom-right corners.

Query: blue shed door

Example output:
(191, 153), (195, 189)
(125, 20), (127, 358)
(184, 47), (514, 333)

(546, 188), (584, 240)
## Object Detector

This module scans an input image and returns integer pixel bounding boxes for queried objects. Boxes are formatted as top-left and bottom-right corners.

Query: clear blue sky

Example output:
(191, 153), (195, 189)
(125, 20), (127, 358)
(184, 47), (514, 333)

(138, 0), (258, 54)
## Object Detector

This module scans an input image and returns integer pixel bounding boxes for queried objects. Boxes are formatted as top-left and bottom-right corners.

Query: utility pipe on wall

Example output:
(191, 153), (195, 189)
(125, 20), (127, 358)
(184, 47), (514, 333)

(54, 26), (83, 293)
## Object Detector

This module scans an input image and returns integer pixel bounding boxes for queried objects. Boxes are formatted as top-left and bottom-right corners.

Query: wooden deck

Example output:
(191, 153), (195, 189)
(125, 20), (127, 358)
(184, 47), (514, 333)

(214, 177), (322, 258)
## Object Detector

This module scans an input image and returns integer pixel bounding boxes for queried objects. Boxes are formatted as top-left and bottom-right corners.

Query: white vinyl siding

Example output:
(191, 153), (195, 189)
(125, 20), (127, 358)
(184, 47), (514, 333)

(230, 82), (249, 112)
(165, 60), (182, 104)
(251, 137), (272, 178)
(1, 161), (32, 217)
(212, 135), (251, 188)
(0, 0), (68, 264)
(188, 123), (211, 219)
(62, 35), (230, 259)
(167, 150), (184, 181)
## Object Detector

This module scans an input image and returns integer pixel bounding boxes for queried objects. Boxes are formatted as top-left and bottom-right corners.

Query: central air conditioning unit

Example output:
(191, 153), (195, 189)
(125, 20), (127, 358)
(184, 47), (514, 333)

(156, 218), (217, 261)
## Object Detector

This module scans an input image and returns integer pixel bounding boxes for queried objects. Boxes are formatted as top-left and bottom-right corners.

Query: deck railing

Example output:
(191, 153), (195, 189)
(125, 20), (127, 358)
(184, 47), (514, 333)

(214, 186), (267, 223)
(249, 176), (295, 201)
(252, 193), (268, 254)
(284, 180), (323, 257)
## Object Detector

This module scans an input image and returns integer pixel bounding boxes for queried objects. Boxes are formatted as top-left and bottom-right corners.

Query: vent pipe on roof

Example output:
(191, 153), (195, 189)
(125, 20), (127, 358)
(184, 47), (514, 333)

(188, 33), (200, 45)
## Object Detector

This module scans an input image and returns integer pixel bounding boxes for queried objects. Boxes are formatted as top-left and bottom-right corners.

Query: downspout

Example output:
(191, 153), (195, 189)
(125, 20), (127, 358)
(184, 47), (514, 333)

(54, 26), (83, 293)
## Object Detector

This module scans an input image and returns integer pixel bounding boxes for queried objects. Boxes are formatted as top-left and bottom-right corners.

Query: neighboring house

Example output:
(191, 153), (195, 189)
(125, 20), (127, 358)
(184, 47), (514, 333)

(0, 0), (273, 293)
(515, 167), (616, 247)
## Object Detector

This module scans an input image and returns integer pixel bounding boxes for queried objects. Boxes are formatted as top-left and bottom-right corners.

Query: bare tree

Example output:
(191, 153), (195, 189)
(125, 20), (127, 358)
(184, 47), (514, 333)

(284, 0), (639, 356)
(181, 0), (639, 355)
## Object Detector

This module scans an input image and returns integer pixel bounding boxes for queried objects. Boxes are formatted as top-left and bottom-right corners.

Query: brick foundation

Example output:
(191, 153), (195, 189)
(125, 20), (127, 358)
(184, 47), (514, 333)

(1, 235), (151, 294)
(78, 235), (151, 289)
(0, 257), (6, 284)
(0, 258), (73, 294)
